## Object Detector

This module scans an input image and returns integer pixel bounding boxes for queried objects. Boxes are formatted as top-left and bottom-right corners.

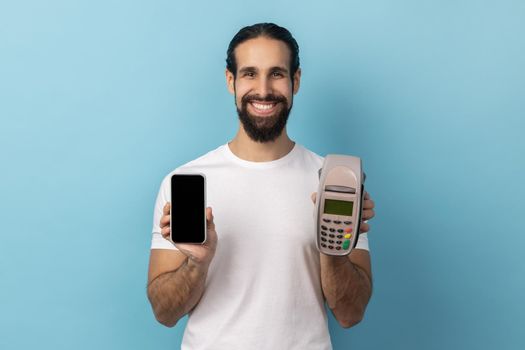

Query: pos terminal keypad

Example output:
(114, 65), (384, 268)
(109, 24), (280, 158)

(320, 215), (353, 251)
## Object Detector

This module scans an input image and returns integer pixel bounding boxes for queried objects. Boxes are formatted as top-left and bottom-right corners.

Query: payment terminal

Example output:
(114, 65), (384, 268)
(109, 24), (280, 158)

(315, 155), (365, 256)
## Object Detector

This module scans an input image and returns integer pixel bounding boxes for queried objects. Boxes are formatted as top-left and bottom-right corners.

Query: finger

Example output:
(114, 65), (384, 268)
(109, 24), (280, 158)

(364, 191), (370, 200)
(363, 199), (375, 210)
(163, 202), (171, 215)
(159, 214), (170, 228)
(362, 209), (375, 220)
(161, 225), (170, 239)
(360, 222), (370, 233)
(206, 207), (215, 230)
(311, 192), (317, 203)
(205, 207), (218, 247)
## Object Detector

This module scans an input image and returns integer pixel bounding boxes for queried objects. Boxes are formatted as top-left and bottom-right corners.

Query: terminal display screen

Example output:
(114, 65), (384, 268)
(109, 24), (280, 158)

(323, 199), (353, 216)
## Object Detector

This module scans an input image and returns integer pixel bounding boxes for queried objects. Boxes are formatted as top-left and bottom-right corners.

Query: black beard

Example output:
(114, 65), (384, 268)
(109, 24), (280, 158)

(236, 93), (292, 143)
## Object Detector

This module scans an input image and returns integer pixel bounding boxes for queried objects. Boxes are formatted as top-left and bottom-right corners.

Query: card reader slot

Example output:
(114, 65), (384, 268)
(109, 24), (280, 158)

(324, 185), (356, 194)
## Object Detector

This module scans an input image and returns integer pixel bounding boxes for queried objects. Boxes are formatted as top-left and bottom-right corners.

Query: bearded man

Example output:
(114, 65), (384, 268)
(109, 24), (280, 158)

(147, 22), (376, 350)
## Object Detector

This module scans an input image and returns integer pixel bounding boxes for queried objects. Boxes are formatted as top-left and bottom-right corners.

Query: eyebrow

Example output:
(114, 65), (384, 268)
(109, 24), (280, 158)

(238, 66), (289, 75)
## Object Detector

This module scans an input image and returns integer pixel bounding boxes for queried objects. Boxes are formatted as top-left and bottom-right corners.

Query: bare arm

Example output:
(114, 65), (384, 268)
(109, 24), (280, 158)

(147, 203), (218, 327)
(320, 249), (372, 328)
(314, 191), (375, 328)
(147, 250), (210, 327)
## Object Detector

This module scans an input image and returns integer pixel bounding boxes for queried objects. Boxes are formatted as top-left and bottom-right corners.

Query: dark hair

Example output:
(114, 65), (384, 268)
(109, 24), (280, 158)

(226, 23), (300, 78)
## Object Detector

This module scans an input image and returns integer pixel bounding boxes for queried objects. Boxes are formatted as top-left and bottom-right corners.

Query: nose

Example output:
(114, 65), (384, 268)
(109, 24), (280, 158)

(255, 75), (272, 98)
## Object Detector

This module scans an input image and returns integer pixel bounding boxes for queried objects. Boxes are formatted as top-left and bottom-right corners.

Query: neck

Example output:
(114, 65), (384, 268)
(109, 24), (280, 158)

(228, 124), (295, 162)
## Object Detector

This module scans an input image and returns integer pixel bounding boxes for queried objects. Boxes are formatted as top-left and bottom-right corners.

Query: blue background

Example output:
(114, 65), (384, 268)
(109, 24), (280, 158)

(1, 0), (524, 349)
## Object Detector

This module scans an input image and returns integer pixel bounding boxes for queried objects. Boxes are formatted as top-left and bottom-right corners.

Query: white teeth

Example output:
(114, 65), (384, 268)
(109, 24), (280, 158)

(252, 102), (275, 111)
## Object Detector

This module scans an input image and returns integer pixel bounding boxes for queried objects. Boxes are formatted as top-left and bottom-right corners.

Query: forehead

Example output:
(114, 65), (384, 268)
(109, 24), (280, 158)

(234, 37), (291, 71)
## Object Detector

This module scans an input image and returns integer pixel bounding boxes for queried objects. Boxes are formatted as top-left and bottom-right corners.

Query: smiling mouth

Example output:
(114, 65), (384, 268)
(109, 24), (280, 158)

(249, 101), (279, 115)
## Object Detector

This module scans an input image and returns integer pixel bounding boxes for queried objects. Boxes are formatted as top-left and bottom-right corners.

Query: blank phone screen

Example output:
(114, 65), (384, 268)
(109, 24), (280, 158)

(170, 174), (205, 243)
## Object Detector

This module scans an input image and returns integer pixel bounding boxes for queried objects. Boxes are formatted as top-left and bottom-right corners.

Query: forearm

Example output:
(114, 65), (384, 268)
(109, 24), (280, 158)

(147, 258), (209, 327)
(320, 253), (372, 328)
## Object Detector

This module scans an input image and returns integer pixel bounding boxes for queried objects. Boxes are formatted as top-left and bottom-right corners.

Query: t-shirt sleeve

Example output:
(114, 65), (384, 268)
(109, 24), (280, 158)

(354, 232), (370, 251)
(150, 175), (178, 250)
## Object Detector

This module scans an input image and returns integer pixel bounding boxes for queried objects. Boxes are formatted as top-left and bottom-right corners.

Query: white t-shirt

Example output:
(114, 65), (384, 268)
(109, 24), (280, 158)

(151, 143), (369, 350)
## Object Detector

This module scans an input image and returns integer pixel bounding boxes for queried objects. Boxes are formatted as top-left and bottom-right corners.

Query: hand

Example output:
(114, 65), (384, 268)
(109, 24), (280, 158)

(160, 202), (218, 266)
(311, 191), (375, 233)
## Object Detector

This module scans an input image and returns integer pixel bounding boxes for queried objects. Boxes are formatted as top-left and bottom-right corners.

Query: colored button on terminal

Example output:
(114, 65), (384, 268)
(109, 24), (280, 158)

(344, 234), (352, 239)
(342, 240), (350, 250)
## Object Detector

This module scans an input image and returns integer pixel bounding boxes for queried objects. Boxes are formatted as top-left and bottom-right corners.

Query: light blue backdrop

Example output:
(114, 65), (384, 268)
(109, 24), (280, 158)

(1, 0), (523, 349)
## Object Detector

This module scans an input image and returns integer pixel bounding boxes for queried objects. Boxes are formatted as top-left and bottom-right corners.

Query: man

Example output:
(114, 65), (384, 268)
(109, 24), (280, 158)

(147, 23), (375, 349)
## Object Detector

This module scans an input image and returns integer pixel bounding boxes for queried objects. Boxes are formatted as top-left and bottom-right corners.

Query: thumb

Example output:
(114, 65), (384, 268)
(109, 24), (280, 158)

(311, 192), (317, 204)
(206, 207), (215, 229)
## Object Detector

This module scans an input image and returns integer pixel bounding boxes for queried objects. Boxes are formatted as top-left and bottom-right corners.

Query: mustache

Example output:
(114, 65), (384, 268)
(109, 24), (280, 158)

(241, 93), (287, 104)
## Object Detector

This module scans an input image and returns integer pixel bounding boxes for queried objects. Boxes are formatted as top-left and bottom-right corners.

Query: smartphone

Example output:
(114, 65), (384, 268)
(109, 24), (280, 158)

(170, 173), (207, 244)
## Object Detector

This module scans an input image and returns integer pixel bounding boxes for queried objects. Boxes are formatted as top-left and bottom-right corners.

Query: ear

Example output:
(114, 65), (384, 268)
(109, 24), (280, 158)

(293, 67), (302, 95)
(226, 69), (235, 95)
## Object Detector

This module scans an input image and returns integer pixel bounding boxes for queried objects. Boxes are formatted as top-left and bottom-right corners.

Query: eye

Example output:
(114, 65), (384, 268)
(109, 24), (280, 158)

(272, 71), (284, 78)
(243, 71), (255, 78)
